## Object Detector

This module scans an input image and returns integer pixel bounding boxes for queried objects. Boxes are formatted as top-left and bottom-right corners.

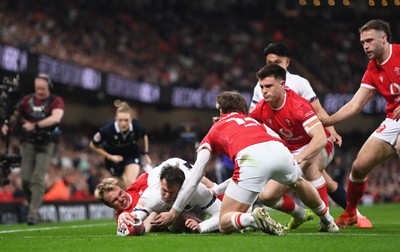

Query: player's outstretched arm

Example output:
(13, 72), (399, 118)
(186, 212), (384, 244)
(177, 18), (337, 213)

(310, 99), (342, 147)
(153, 149), (212, 227)
(322, 87), (375, 127)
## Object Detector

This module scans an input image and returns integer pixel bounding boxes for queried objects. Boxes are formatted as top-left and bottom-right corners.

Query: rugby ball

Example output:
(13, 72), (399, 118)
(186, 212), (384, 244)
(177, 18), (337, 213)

(117, 218), (145, 237)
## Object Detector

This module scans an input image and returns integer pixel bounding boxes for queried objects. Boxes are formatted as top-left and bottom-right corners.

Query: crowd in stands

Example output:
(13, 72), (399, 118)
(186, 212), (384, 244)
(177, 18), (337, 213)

(0, 1), (399, 205)
(0, 0), (398, 94)
(1, 126), (400, 205)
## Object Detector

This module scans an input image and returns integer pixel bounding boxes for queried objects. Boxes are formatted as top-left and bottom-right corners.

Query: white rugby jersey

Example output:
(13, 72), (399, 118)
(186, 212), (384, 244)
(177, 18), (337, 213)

(146, 158), (193, 187)
(134, 158), (221, 233)
(251, 71), (317, 108)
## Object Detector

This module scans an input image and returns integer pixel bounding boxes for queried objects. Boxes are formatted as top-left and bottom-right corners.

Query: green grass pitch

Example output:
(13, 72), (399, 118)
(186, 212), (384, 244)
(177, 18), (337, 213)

(1, 203), (399, 252)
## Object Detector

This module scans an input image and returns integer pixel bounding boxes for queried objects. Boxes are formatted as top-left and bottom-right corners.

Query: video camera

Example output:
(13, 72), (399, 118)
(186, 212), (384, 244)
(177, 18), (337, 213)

(0, 75), (21, 186)
(0, 154), (21, 186)
(0, 75), (20, 124)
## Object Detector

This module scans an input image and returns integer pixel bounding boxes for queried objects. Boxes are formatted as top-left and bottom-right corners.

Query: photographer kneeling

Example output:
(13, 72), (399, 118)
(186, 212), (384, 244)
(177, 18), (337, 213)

(1, 74), (64, 225)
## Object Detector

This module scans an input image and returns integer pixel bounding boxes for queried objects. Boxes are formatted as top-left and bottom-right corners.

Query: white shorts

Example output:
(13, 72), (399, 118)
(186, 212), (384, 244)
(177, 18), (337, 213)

(370, 118), (400, 146)
(291, 138), (335, 169)
(225, 179), (259, 205)
(232, 141), (301, 194)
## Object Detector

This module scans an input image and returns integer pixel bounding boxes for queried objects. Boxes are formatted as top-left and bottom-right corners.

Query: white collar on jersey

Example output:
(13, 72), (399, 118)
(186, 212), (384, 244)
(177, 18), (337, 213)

(128, 194), (132, 208)
(114, 121), (133, 133)
(272, 91), (287, 111)
(379, 44), (392, 66)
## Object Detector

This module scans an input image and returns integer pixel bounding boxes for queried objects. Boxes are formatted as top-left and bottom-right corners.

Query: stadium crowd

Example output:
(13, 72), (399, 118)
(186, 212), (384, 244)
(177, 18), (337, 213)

(0, 0), (398, 94)
(1, 126), (400, 205)
(0, 0), (400, 215)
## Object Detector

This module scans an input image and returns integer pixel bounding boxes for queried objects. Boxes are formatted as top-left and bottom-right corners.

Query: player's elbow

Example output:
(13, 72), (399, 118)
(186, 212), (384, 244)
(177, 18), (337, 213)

(89, 141), (96, 150)
(316, 136), (327, 151)
(320, 137), (328, 147)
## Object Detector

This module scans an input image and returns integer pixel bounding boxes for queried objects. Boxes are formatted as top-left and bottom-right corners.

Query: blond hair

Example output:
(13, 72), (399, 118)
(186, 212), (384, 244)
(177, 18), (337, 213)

(94, 177), (119, 205)
(115, 100), (133, 117)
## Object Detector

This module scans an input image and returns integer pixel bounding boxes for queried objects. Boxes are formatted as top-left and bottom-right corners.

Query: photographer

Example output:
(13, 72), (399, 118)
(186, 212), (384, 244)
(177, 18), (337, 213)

(1, 73), (64, 225)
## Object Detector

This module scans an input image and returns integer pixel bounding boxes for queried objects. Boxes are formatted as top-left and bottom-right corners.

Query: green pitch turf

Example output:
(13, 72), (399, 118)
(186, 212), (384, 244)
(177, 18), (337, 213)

(1, 203), (399, 252)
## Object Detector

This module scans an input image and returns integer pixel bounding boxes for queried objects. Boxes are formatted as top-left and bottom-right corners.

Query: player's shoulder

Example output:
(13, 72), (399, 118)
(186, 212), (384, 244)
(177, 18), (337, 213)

(99, 119), (116, 131)
(136, 186), (161, 208)
(161, 157), (187, 166)
(286, 89), (311, 107)
(392, 43), (400, 51)
(158, 158), (190, 170)
(390, 44), (400, 62)
(252, 99), (269, 113)
(286, 72), (311, 85)
(131, 118), (143, 127)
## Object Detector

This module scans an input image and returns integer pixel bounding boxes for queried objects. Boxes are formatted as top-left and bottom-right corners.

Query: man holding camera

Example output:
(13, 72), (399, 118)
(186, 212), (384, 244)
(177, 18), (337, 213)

(1, 73), (64, 225)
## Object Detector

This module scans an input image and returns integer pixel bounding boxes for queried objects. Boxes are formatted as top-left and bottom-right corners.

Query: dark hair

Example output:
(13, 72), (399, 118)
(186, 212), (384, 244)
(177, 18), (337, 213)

(256, 64), (287, 81)
(359, 19), (392, 43)
(159, 165), (185, 187)
(216, 91), (248, 114)
(263, 42), (290, 58)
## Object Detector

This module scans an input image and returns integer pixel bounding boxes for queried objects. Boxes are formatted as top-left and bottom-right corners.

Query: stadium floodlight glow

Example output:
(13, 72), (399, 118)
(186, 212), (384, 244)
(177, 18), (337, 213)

(299, 0), (307, 6)
(328, 0), (335, 6)
(313, 0), (321, 6)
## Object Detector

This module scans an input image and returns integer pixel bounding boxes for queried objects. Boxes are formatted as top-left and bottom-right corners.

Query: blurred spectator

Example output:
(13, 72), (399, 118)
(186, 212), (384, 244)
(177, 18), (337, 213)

(0, 184), (13, 201)
(4, 0), (397, 94)
(0, 1), (399, 206)
(43, 164), (70, 201)
(1, 126), (400, 205)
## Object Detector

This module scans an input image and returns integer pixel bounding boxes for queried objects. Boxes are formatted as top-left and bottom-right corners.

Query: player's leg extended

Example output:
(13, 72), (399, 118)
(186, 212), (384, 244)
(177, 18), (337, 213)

(220, 182), (284, 235)
(123, 163), (140, 189)
(259, 180), (314, 230)
(337, 137), (395, 227)
(302, 153), (329, 208)
(289, 177), (339, 232)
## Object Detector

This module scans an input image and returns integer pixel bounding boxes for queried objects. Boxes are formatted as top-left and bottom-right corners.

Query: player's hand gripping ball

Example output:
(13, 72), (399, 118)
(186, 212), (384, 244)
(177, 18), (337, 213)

(117, 218), (145, 237)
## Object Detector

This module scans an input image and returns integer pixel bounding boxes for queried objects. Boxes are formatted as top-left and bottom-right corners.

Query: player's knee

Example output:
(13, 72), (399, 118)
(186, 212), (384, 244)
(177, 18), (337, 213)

(351, 159), (368, 178)
(218, 214), (235, 234)
(395, 140), (400, 157)
(302, 164), (322, 180)
(258, 192), (280, 206)
(218, 222), (231, 234)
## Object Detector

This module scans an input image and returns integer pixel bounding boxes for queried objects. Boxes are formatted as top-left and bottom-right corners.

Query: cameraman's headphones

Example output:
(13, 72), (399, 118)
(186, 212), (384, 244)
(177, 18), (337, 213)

(36, 73), (53, 91)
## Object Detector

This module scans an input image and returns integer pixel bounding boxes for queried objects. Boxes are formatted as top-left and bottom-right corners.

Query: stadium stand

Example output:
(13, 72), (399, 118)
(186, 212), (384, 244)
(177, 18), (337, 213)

(1, 1), (399, 223)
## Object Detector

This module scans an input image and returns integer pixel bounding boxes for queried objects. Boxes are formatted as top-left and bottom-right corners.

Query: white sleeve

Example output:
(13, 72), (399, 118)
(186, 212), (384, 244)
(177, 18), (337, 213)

(190, 182), (216, 208)
(213, 179), (231, 195)
(147, 158), (189, 186)
(191, 184), (221, 233)
(198, 200), (221, 233)
(298, 78), (317, 102)
(132, 187), (160, 220)
(286, 73), (317, 102)
(171, 149), (211, 213)
(250, 81), (263, 107)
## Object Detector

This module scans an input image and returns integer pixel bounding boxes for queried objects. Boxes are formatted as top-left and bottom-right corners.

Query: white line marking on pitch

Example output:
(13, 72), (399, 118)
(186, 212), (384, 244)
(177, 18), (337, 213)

(288, 232), (400, 237)
(0, 223), (113, 234)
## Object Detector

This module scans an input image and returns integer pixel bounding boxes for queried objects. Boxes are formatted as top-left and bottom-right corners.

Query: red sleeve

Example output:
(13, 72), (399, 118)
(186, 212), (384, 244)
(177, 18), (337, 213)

(51, 96), (65, 110)
(249, 101), (262, 122)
